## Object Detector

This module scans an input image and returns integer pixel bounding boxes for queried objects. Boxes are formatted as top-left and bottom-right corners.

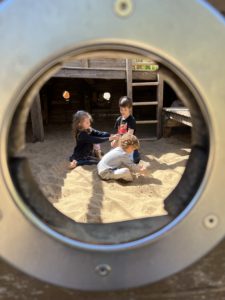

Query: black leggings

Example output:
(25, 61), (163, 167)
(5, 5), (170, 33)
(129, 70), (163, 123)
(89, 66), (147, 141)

(70, 156), (99, 166)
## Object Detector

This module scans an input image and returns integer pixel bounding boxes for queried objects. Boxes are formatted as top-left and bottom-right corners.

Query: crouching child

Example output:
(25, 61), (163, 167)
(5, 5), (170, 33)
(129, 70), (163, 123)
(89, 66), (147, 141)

(97, 133), (147, 182)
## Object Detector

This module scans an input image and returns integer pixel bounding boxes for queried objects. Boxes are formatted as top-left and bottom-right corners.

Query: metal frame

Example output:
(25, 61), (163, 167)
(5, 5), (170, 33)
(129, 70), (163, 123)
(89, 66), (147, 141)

(0, 0), (224, 291)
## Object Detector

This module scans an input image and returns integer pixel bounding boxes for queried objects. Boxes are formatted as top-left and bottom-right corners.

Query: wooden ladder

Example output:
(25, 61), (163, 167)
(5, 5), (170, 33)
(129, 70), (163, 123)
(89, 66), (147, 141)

(126, 59), (163, 140)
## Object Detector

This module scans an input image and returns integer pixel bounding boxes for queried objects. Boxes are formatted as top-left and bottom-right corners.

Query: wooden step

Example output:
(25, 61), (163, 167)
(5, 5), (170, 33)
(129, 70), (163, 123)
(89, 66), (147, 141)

(133, 101), (158, 106)
(132, 81), (159, 86)
(136, 120), (158, 124)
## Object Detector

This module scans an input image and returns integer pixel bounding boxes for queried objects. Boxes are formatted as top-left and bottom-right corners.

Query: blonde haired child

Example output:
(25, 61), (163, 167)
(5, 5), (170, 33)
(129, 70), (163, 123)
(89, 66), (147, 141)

(69, 110), (118, 169)
(98, 134), (147, 182)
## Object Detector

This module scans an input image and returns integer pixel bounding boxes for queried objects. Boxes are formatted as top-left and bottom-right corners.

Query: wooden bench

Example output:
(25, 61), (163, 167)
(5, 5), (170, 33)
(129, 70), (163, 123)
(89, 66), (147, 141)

(162, 107), (192, 137)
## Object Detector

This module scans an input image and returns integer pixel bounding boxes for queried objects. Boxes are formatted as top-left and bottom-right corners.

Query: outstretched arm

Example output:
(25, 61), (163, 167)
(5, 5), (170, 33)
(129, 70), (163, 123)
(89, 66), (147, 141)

(79, 131), (119, 144)
(122, 155), (141, 173)
(91, 128), (111, 138)
(79, 131), (110, 144)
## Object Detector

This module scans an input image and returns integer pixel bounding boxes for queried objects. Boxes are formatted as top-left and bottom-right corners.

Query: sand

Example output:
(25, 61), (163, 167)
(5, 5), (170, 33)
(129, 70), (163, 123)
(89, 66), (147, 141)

(22, 125), (191, 223)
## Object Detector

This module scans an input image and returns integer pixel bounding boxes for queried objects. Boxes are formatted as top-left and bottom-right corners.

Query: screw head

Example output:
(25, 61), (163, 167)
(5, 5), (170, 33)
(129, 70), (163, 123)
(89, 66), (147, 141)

(114, 0), (133, 17)
(203, 214), (219, 229)
(95, 264), (111, 277)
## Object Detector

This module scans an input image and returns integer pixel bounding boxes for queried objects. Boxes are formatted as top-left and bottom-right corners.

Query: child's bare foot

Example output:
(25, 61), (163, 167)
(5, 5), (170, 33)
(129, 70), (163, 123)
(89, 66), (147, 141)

(94, 149), (103, 160)
(68, 160), (77, 170)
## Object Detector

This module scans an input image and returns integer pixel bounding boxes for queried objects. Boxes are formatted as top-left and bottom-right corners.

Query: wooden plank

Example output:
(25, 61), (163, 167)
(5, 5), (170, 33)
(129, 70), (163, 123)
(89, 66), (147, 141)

(156, 74), (164, 139)
(63, 58), (126, 69)
(63, 60), (84, 68)
(89, 58), (126, 68)
(132, 71), (157, 80)
(132, 81), (159, 86)
(163, 107), (191, 118)
(30, 94), (44, 142)
(163, 108), (192, 127)
(167, 114), (192, 127)
(133, 101), (158, 106)
(136, 120), (158, 124)
(126, 59), (133, 99)
(54, 68), (158, 81)
(62, 67), (125, 71)
(54, 68), (126, 79)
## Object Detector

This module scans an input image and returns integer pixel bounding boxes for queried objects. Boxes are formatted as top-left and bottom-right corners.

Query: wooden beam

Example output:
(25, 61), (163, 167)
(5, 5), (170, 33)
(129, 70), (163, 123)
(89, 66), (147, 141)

(63, 58), (126, 69)
(126, 59), (133, 99)
(156, 74), (164, 139)
(88, 58), (126, 68)
(132, 71), (157, 80)
(31, 94), (44, 142)
(54, 67), (158, 81)
(54, 68), (126, 79)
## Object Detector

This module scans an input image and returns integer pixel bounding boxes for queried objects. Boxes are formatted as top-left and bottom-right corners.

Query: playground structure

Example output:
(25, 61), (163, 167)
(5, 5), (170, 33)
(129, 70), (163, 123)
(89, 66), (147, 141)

(31, 58), (163, 141)
(31, 57), (192, 143)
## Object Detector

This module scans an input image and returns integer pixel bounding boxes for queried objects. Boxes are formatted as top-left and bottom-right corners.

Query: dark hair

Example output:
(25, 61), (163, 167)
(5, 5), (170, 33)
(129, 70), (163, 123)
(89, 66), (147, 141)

(72, 110), (92, 139)
(119, 96), (132, 109)
(120, 133), (140, 150)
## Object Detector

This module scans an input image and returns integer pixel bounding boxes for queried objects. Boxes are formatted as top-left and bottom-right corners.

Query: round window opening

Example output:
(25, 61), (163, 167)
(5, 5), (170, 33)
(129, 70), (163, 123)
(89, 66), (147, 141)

(7, 47), (209, 246)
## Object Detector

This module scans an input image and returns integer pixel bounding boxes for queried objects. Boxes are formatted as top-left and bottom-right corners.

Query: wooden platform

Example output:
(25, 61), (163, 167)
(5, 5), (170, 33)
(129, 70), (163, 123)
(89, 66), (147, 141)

(54, 58), (158, 81)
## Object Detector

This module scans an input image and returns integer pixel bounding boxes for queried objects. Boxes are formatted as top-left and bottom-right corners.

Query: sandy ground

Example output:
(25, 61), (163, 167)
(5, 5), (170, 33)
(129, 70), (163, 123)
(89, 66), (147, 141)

(22, 125), (191, 223)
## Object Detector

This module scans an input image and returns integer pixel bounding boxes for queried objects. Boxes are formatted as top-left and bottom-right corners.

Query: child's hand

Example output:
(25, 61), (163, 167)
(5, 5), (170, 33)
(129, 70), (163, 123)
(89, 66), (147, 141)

(109, 134), (120, 141)
(127, 129), (134, 135)
(111, 139), (118, 148)
(139, 166), (148, 176)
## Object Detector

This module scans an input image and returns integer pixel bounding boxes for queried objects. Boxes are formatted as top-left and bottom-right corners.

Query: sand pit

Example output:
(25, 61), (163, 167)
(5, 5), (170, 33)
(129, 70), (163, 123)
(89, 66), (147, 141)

(22, 125), (191, 223)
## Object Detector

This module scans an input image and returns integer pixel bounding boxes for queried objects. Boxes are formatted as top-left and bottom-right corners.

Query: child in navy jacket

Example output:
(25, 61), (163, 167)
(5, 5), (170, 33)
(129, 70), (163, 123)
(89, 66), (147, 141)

(69, 111), (118, 169)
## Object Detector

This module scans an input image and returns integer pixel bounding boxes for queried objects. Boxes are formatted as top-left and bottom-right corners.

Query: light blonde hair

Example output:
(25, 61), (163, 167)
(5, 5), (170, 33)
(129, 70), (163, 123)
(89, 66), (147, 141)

(72, 110), (92, 139)
(120, 133), (140, 150)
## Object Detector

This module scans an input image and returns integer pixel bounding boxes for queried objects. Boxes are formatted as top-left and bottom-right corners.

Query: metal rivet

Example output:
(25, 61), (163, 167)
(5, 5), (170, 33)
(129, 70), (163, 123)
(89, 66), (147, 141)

(203, 214), (219, 229)
(114, 0), (133, 17)
(95, 264), (111, 277)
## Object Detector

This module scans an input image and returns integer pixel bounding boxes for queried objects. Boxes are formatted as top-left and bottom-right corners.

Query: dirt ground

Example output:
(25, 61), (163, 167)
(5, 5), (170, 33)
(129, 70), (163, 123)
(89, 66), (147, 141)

(22, 125), (191, 223)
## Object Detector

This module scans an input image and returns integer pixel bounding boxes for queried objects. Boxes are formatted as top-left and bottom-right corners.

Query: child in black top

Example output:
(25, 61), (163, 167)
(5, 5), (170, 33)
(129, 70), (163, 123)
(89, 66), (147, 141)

(112, 96), (140, 164)
(69, 111), (118, 169)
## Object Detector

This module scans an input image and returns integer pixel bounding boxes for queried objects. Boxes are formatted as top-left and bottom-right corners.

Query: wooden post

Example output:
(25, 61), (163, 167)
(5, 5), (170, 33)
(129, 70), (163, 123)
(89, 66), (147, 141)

(31, 93), (44, 142)
(126, 59), (133, 99)
(156, 74), (164, 139)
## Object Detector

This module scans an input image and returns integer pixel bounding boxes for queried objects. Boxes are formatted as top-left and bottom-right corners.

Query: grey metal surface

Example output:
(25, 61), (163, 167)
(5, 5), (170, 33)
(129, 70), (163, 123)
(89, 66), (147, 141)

(1, 238), (225, 299)
(0, 0), (224, 291)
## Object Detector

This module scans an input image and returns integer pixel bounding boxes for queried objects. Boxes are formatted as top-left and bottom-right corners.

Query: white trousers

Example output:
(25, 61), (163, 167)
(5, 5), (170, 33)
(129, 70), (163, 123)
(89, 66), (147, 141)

(99, 167), (133, 182)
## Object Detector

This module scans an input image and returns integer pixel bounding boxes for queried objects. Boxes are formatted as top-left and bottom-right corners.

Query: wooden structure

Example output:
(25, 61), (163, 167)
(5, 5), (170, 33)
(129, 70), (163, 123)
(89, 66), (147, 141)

(162, 107), (192, 137)
(30, 58), (163, 141)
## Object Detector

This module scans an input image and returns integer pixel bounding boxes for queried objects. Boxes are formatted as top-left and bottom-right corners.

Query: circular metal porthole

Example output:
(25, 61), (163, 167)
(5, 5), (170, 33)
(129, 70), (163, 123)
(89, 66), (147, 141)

(0, 0), (225, 291)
